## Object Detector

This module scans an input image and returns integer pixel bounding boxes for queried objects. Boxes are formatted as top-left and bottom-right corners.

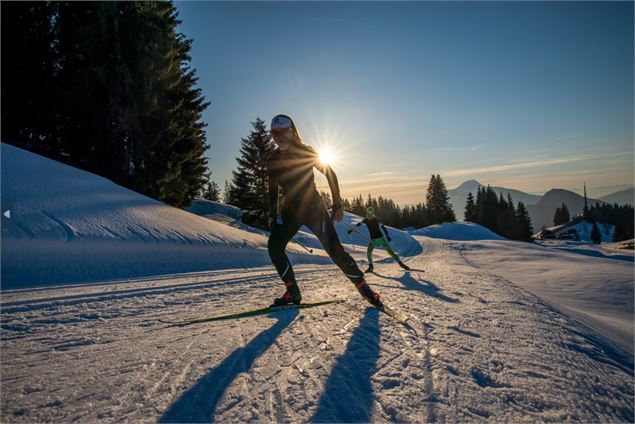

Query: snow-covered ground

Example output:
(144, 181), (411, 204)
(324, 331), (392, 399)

(2, 228), (633, 422)
(459, 238), (633, 356)
(1, 144), (633, 422)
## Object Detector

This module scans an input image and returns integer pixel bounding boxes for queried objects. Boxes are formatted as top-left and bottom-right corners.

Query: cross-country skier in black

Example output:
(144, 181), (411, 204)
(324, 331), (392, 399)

(348, 207), (410, 273)
(266, 114), (382, 308)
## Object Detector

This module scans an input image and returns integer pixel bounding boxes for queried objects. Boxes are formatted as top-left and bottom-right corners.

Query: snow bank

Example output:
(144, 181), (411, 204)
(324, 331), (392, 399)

(410, 222), (506, 241)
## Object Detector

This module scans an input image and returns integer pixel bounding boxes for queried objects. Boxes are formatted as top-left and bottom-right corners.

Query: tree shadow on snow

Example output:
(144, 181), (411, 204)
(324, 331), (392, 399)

(373, 271), (460, 303)
(310, 308), (381, 423)
(159, 309), (298, 423)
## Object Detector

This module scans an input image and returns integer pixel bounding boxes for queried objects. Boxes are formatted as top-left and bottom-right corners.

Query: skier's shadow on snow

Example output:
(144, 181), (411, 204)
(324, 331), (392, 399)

(310, 307), (381, 423)
(373, 271), (460, 303)
(159, 309), (299, 423)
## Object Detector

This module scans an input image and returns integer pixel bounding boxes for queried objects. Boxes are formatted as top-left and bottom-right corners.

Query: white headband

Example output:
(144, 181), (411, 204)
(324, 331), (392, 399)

(271, 115), (292, 130)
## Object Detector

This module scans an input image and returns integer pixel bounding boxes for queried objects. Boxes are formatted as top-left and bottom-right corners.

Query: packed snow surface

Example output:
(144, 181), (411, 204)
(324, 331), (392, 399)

(2, 227), (633, 422)
(461, 239), (634, 356)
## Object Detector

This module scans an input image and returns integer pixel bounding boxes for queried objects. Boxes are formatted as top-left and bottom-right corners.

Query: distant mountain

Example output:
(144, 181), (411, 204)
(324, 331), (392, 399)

(527, 189), (605, 230)
(448, 180), (542, 221)
(448, 180), (608, 230)
(599, 187), (634, 206)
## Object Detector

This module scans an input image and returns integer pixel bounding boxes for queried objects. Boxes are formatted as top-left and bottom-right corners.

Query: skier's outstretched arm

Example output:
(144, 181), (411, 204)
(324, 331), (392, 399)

(311, 148), (343, 220)
(348, 218), (367, 234)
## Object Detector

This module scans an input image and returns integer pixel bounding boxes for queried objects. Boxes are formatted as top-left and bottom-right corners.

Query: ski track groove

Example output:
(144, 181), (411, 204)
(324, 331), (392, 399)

(2, 243), (633, 422)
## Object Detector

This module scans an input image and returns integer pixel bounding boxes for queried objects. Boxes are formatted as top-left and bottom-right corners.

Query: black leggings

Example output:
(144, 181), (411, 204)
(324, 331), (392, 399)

(268, 202), (364, 288)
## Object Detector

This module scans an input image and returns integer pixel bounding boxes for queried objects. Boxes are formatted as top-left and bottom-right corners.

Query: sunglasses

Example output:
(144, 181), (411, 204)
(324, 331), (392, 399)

(271, 128), (291, 138)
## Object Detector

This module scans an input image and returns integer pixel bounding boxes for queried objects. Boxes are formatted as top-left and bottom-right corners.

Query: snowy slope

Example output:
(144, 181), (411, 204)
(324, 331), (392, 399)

(1, 144), (419, 288)
(1, 229), (632, 422)
(0, 144), (322, 288)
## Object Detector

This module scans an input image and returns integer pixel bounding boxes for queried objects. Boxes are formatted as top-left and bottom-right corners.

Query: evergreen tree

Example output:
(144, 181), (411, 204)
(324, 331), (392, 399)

(401, 205), (412, 228)
(425, 174), (456, 224)
(415, 202), (430, 228)
(4, 2), (210, 207)
(341, 197), (351, 212)
(553, 202), (570, 225)
(553, 206), (561, 226)
(222, 180), (232, 204)
(591, 221), (602, 244)
(483, 186), (499, 230)
(320, 191), (333, 209)
(583, 183), (590, 219)
(561, 203), (570, 223)
(515, 201), (534, 242)
(200, 172), (220, 202)
(351, 194), (366, 217)
(497, 193), (517, 239)
(2, 2), (61, 157)
(228, 118), (275, 218)
(464, 192), (476, 222)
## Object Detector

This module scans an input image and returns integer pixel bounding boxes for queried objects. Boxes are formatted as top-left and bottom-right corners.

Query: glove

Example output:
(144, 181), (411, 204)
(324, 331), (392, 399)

(347, 229), (353, 235)
(331, 204), (343, 222)
(267, 216), (274, 230)
(387, 237), (392, 242)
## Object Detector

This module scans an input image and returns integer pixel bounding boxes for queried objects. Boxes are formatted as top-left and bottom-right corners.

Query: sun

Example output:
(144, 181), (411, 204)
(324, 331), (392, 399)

(318, 149), (336, 166)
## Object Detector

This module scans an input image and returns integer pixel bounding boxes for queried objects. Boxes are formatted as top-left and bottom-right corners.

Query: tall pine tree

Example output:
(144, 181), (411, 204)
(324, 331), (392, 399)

(228, 118), (275, 222)
(3, 2), (210, 207)
(591, 221), (602, 244)
(464, 192), (476, 222)
(2, 2), (61, 157)
(200, 172), (220, 202)
(515, 201), (534, 242)
(425, 174), (456, 224)
(553, 202), (570, 225)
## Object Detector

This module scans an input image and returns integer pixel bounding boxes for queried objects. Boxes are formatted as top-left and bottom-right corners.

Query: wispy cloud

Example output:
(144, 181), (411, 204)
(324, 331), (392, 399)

(443, 144), (484, 152)
(367, 171), (395, 176)
(443, 156), (588, 177)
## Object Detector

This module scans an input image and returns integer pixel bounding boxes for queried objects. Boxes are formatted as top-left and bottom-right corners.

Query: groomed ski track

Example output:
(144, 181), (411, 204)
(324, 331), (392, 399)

(2, 237), (633, 422)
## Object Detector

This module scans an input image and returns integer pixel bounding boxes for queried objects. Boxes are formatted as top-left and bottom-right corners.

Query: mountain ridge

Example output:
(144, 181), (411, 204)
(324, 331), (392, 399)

(448, 180), (617, 229)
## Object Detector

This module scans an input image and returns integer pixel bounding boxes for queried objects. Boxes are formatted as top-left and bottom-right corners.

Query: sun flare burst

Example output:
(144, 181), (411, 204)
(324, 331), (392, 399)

(318, 149), (336, 166)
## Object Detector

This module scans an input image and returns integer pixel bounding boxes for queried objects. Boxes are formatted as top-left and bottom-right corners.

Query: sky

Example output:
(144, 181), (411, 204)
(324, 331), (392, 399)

(175, 1), (634, 204)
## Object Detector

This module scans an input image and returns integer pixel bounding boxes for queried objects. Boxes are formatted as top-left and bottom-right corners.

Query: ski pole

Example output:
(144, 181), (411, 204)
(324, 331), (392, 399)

(293, 236), (313, 254)
(342, 221), (370, 242)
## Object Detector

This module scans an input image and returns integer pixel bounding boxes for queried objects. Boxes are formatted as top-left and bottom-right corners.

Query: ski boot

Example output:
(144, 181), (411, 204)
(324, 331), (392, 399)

(272, 281), (302, 306)
(364, 264), (374, 273)
(356, 280), (383, 308)
(398, 261), (410, 270)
